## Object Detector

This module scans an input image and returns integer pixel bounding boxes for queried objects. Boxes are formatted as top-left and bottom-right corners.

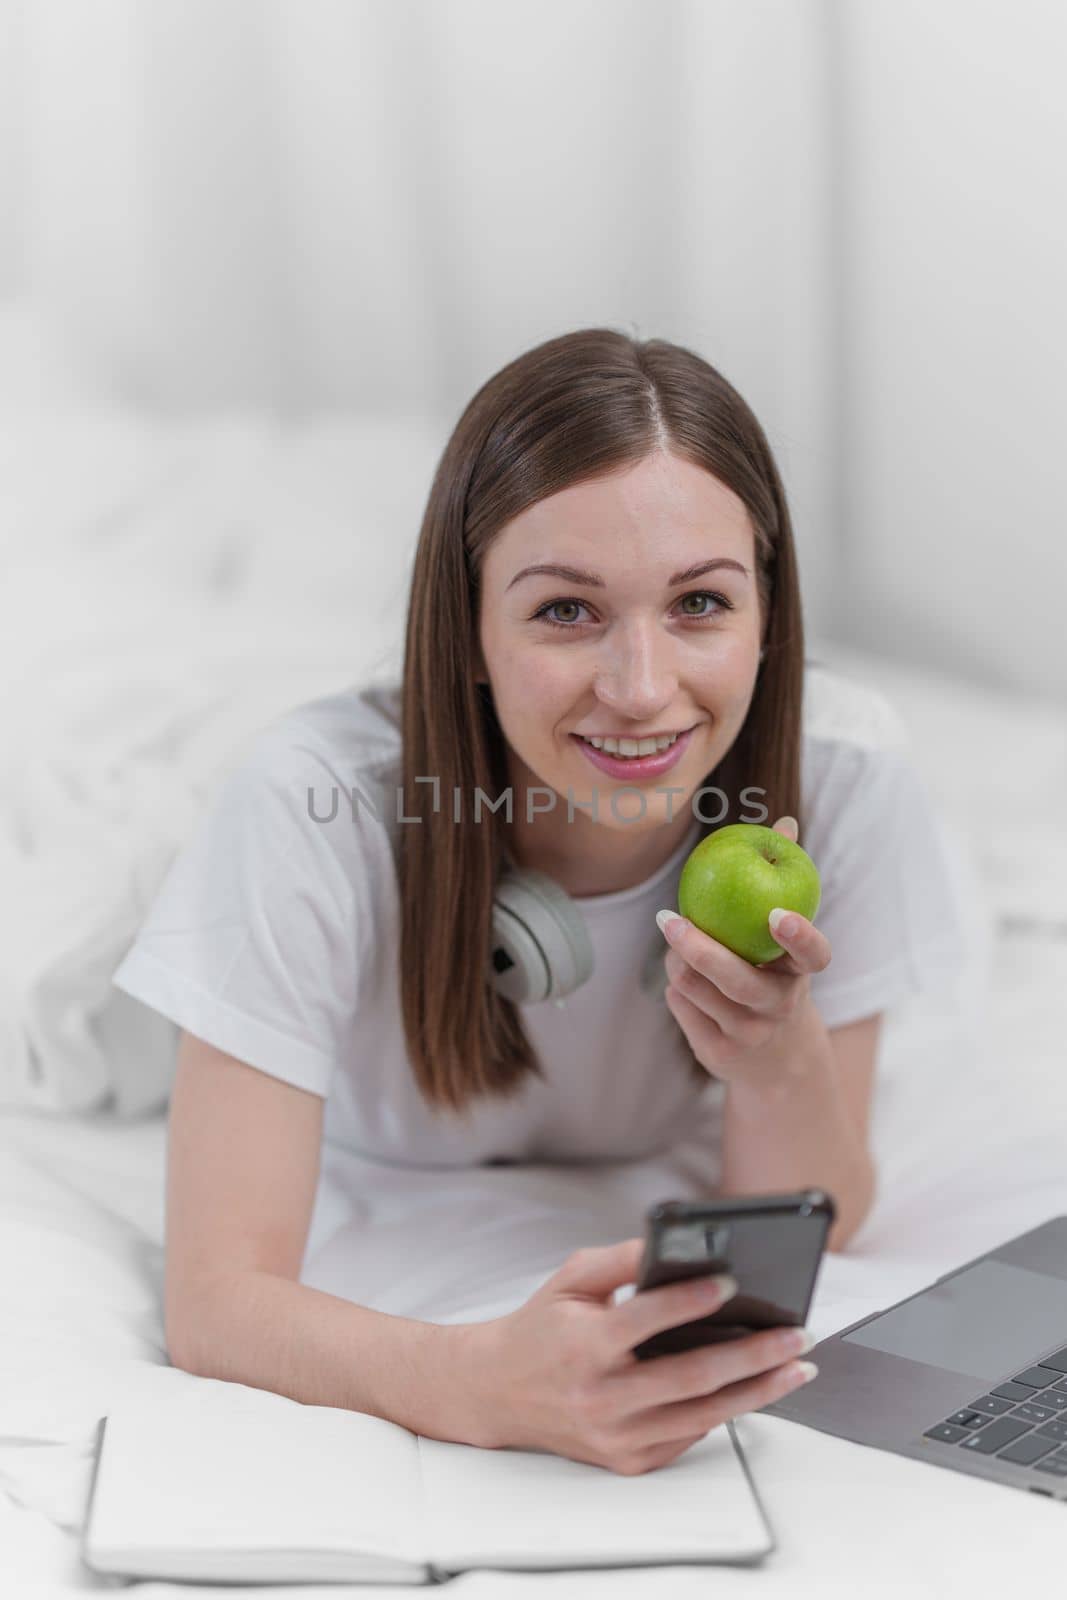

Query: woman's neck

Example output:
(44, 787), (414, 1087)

(503, 772), (697, 897)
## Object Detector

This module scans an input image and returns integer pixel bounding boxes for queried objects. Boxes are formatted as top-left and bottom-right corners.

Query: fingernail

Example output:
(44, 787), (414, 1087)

(790, 1327), (816, 1354)
(709, 1273), (738, 1301)
(768, 907), (797, 938)
(790, 1360), (819, 1385)
(656, 909), (684, 940)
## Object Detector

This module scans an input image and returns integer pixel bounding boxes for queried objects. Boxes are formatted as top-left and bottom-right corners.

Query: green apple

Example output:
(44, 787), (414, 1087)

(677, 823), (822, 966)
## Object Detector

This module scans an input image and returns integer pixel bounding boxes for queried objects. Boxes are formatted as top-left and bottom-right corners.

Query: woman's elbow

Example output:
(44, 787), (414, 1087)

(825, 1156), (878, 1254)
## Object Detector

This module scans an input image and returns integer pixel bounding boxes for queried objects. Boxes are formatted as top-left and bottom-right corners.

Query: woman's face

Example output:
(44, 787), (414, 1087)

(475, 451), (764, 844)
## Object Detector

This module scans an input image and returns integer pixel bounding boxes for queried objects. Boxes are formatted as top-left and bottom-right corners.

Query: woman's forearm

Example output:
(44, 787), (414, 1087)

(716, 999), (877, 1252)
(167, 1269), (495, 1444)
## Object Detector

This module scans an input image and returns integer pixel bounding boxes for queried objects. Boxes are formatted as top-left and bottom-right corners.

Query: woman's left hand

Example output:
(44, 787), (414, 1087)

(657, 816), (833, 1086)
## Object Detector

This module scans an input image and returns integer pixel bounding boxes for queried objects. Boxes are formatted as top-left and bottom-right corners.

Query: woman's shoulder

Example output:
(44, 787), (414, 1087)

(257, 675), (403, 762)
(795, 655), (944, 920)
(801, 658), (910, 756)
(230, 677), (404, 812)
(795, 661), (969, 1027)
(113, 680), (406, 1096)
(799, 661), (920, 861)
(178, 678), (407, 894)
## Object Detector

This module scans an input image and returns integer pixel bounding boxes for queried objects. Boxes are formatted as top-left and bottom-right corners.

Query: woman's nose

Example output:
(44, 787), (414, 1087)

(594, 620), (678, 717)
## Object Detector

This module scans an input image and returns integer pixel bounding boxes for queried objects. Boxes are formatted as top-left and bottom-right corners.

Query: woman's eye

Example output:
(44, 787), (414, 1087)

(536, 599), (588, 627)
(678, 590), (731, 618)
(531, 591), (733, 630)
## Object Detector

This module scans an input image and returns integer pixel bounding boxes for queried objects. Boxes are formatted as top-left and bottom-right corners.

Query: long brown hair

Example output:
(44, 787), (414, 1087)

(398, 328), (805, 1115)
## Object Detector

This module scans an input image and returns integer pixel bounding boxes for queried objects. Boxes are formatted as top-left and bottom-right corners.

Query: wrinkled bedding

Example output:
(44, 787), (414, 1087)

(3, 412), (1067, 1594)
(3, 953), (1067, 1597)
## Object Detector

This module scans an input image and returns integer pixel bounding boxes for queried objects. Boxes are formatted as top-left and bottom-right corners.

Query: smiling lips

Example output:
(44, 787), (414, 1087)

(571, 725), (696, 779)
(581, 731), (683, 755)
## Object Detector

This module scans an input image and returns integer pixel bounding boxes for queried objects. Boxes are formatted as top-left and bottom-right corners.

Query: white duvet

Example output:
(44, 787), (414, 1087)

(2, 411), (1067, 1594)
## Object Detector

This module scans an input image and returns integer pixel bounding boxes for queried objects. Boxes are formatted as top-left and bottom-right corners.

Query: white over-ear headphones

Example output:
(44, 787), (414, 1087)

(374, 768), (669, 1007)
(489, 864), (669, 1006)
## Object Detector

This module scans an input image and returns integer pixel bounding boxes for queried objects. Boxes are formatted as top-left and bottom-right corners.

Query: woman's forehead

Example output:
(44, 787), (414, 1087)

(483, 462), (756, 587)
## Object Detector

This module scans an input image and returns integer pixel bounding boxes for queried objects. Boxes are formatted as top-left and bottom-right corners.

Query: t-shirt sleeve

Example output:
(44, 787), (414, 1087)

(803, 737), (969, 1032)
(110, 725), (382, 1098)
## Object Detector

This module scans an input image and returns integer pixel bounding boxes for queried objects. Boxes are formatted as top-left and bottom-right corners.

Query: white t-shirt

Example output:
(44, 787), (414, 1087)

(111, 663), (966, 1171)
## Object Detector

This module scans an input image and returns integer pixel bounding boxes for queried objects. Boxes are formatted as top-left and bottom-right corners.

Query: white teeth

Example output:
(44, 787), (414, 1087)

(583, 733), (680, 757)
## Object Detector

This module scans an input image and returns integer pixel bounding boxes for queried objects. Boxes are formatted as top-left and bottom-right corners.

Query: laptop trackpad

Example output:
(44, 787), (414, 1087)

(842, 1258), (1067, 1381)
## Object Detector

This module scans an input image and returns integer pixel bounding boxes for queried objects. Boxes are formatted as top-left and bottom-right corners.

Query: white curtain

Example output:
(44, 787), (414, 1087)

(0, 0), (838, 631)
(2, 0), (833, 411)
(2, 0), (1065, 696)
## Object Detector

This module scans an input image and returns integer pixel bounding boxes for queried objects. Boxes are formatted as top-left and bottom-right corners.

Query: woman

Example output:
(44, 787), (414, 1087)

(113, 328), (963, 1477)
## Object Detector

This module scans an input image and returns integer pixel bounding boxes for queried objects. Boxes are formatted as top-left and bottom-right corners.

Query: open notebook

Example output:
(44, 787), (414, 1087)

(81, 1364), (775, 1583)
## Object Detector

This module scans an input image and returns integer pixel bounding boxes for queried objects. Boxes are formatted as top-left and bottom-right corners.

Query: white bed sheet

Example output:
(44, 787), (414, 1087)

(3, 408), (1066, 1592)
(2, 907), (1066, 1599)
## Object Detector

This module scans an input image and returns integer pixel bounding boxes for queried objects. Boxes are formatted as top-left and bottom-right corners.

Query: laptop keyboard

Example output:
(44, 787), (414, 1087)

(919, 1341), (1067, 1479)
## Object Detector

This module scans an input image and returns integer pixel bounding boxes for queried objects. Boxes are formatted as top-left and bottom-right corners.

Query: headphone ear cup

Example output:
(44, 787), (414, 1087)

(490, 869), (594, 1004)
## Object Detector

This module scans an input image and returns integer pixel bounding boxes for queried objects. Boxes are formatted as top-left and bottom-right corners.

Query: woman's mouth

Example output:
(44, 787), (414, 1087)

(570, 725), (696, 779)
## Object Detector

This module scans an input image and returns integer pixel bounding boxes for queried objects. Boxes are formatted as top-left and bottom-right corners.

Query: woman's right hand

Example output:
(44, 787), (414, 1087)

(466, 1236), (818, 1476)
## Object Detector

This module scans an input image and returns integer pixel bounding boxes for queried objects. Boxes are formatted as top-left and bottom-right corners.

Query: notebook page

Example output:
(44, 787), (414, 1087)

(84, 1366), (427, 1572)
(418, 1422), (772, 1571)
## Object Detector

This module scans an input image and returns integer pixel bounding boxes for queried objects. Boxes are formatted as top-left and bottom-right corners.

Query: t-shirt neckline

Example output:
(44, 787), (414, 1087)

(565, 817), (704, 912)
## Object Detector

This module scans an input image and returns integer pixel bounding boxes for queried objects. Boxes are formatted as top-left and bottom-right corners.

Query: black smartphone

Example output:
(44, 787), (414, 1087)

(631, 1190), (835, 1360)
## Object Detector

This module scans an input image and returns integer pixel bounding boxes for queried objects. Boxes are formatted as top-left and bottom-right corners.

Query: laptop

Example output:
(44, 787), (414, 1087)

(761, 1215), (1067, 1501)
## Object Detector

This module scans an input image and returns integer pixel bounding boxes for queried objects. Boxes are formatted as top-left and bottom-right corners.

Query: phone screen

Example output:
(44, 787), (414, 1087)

(632, 1192), (834, 1360)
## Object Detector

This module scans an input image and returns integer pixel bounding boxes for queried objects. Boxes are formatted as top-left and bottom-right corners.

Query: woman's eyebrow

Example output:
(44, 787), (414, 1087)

(506, 557), (750, 591)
